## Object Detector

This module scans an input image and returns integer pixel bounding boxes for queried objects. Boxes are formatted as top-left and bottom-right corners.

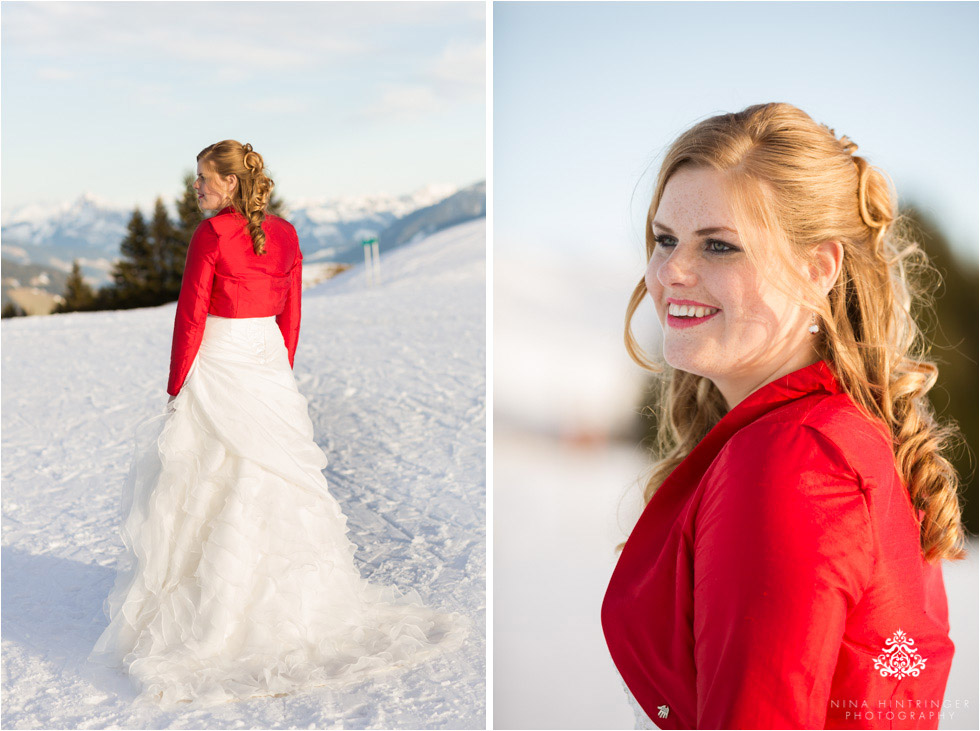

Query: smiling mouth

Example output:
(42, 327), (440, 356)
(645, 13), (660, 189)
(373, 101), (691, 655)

(667, 303), (719, 318)
(665, 303), (721, 329)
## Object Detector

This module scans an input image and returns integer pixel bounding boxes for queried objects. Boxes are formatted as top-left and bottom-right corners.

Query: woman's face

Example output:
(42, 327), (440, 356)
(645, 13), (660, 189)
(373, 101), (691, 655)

(645, 166), (818, 408)
(193, 161), (236, 211)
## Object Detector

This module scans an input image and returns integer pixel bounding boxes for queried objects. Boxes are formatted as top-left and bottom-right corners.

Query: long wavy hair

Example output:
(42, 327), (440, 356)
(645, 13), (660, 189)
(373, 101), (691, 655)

(197, 140), (275, 255)
(625, 102), (967, 563)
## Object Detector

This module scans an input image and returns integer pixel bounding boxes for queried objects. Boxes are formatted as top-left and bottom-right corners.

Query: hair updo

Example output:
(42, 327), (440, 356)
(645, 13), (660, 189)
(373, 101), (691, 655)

(197, 140), (275, 255)
(624, 102), (966, 563)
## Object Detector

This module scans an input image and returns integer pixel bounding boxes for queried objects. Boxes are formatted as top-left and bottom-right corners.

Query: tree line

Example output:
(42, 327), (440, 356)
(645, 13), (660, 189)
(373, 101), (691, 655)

(45, 173), (284, 314)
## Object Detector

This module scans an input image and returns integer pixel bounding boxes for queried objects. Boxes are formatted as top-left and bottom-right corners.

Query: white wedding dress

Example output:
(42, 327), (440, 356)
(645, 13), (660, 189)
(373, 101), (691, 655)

(89, 314), (467, 708)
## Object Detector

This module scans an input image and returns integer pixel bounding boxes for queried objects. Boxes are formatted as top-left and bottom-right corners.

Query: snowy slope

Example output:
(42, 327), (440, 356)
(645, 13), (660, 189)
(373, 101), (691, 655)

(0, 218), (486, 729)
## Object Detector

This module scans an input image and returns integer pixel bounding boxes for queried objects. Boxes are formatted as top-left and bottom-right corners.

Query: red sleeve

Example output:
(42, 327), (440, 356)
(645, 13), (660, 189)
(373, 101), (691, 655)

(693, 422), (875, 729)
(167, 220), (219, 395)
(275, 248), (302, 368)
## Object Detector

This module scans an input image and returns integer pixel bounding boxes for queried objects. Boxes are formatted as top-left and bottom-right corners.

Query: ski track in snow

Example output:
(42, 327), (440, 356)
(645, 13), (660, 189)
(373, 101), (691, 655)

(1, 218), (486, 729)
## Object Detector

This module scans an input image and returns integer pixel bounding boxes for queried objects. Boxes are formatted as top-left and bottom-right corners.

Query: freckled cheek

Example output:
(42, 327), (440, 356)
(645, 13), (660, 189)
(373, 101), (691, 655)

(644, 260), (664, 319)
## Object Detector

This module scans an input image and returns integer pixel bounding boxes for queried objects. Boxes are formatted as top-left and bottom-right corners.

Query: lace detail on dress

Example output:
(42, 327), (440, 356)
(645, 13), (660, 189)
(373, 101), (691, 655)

(621, 678), (660, 730)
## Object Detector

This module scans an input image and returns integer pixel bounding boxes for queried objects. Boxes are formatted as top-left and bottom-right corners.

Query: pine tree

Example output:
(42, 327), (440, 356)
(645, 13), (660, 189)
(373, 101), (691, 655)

(1, 302), (25, 318)
(900, 205), (978, 537)
(54, 260), (96, 313)
(149, 197), (181, 301)
(111, 207), (154, 307)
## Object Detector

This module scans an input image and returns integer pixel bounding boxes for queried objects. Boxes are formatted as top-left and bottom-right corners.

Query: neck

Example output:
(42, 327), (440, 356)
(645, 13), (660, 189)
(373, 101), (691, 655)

(714, 347), (822, 411)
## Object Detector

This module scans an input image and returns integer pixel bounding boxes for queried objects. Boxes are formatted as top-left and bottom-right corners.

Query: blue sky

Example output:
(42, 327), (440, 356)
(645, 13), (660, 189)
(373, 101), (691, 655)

(494, 1), (979, 265)
(1, 1), (485, 212)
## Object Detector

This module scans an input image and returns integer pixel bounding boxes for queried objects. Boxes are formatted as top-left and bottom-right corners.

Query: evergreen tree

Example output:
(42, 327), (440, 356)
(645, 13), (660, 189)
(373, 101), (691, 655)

(1, 302), (25, 318)
(149, 197), (181, 301)
(54, 260), (96, 313)
(901, 206), (978, 537)
(111, 207), (154, 307)
(91, 283), (121, 311)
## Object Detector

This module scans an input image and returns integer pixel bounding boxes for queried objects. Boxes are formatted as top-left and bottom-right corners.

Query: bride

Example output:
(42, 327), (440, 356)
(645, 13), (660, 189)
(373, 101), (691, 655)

(88, 140), (467, 708)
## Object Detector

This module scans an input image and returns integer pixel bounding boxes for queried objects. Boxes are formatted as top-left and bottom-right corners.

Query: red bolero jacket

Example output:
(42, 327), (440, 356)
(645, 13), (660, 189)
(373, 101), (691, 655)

(167, 205), (303, 396)
(602, 360), (954, 730)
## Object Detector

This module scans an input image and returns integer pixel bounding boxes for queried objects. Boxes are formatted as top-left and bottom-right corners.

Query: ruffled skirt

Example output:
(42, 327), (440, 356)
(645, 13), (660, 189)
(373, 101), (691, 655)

(89, 315), (467, 708)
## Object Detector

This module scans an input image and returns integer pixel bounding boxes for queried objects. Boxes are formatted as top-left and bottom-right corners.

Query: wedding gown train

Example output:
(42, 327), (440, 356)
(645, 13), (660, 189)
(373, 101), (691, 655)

(88, 315), (467, 708)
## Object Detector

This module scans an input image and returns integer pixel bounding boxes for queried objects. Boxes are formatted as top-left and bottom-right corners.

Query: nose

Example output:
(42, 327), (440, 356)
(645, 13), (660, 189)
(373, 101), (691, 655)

(656, 246), (698, 289)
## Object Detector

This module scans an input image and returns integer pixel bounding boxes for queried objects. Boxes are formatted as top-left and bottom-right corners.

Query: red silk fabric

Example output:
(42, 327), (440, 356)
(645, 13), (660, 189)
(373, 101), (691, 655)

(168, 206), (302, 396)
(602, 360), (954, 729)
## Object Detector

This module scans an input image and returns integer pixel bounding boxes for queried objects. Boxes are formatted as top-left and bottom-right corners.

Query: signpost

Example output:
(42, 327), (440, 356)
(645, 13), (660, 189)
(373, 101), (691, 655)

(361, 237), (381, 287)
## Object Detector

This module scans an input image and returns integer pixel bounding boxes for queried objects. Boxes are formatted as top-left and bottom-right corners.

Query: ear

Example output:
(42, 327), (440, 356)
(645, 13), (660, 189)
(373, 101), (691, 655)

(223, 173), (238, 194)
(809, 239), (843, 296)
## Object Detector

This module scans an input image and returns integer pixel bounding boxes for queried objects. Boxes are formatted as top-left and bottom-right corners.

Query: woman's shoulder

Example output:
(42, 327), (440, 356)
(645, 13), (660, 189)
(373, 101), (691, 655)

(262, 212), (299, 239)
(206, 209), (298, 244)
(719, 391), (896, 494)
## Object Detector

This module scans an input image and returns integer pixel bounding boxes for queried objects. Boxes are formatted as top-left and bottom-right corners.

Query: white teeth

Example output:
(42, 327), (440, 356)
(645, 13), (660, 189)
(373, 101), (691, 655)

(668, 303), (719, 318)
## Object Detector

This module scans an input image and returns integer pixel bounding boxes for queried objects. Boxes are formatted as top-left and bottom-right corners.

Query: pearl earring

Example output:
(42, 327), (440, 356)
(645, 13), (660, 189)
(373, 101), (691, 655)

(808, 314), (820, 334)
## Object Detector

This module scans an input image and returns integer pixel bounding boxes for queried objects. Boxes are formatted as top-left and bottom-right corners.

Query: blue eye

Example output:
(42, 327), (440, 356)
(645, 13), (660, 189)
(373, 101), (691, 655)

(706, 239), (736, 253)
(654, 234), (737, 254)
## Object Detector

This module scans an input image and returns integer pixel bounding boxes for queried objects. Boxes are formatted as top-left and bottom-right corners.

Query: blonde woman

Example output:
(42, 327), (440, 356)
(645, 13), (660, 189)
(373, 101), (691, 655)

(89, 140), (466, 708)
(602, 104), (965, 730)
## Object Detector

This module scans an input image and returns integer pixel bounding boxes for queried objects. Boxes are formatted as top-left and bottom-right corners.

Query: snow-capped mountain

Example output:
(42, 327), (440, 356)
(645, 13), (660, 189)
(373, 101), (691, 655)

(1, 193), (132, 275)
(0, 183), (478, 284)
(310, 181), (488, 266)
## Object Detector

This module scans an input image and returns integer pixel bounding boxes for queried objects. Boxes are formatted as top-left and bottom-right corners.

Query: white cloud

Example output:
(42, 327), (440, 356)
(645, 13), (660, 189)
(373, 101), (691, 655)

(358, 37), (485, 121)
(3, 2), (465, 75)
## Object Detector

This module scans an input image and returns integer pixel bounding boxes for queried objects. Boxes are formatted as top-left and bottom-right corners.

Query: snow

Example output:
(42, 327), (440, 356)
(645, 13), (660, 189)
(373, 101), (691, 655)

(1, 218), (486, 729)
(493, 429), (644, 730)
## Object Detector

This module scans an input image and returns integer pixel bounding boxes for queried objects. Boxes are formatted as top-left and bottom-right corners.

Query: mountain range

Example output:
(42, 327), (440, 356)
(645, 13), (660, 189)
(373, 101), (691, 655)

(0, 181), (486, 291)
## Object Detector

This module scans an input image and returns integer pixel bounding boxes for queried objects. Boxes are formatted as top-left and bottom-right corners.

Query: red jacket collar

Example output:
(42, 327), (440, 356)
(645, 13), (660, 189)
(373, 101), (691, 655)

(724, 358), (841, 431)
(654, 359), (842, 505)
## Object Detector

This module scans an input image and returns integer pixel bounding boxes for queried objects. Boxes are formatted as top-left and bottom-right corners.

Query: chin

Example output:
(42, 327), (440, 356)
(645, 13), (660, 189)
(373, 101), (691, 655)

(662, 343), (714, 379)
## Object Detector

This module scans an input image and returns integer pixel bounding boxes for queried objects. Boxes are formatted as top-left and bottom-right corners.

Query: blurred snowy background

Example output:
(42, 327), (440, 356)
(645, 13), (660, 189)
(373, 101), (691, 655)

(493, 3), (978, 729)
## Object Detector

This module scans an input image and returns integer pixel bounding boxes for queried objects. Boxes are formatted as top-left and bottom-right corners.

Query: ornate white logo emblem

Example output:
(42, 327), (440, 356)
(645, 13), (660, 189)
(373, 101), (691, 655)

(657, 704), (669, 718)
(873, 629), (927, 679)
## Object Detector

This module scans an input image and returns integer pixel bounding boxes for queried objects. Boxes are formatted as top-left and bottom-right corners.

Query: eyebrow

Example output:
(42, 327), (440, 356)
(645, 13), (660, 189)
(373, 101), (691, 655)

(652, 221), (738, 236)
